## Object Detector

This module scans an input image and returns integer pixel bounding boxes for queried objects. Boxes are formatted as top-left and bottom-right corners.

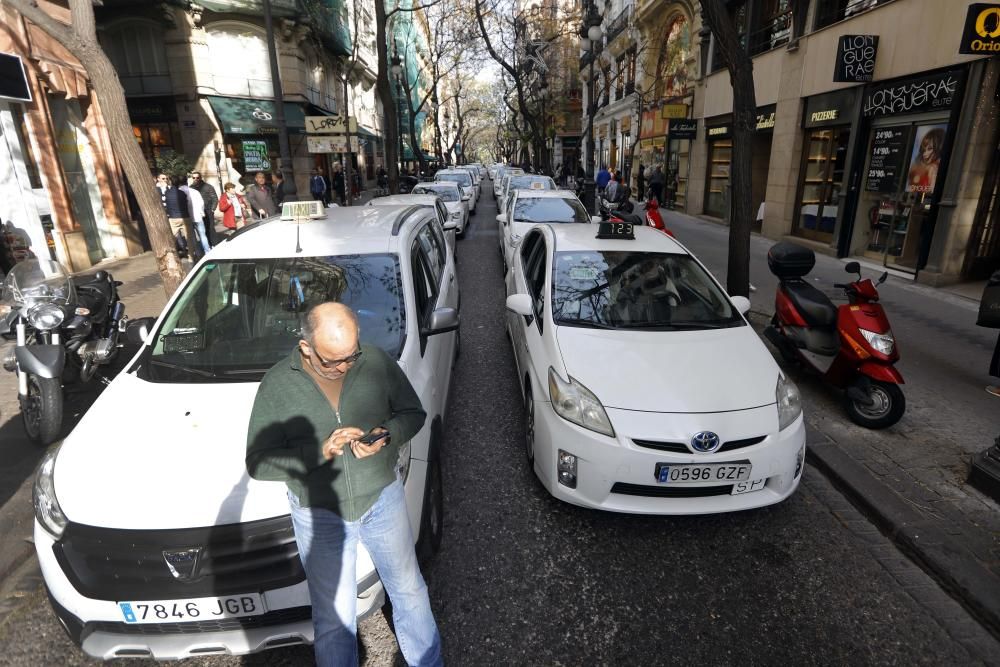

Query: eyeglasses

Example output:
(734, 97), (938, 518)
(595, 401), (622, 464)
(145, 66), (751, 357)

(309, 345), (362, 369)
(157, 176), (169, 181)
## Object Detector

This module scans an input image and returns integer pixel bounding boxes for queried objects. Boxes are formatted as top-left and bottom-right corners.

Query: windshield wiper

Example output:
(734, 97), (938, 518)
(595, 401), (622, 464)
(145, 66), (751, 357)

(149, 359), (221, 378)
(555, 317), (618, 330)
(618, 320), (737, 330)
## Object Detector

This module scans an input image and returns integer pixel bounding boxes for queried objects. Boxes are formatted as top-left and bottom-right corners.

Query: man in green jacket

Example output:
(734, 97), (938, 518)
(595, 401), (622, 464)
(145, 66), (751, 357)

(246, 302), (442, 667)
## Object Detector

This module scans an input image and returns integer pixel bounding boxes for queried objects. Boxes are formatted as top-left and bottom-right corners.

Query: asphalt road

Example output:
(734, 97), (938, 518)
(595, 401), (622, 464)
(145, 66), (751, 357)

(0, 188), (995, 665)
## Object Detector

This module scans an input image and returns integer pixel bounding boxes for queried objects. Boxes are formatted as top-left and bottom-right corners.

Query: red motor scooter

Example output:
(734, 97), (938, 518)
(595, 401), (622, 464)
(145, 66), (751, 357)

(643, 197), (674, 237)
(763, 241), (905, 429)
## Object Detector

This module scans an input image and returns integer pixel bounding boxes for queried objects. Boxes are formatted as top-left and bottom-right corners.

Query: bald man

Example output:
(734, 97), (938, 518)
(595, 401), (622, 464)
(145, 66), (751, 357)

(246, 302), (441, 666)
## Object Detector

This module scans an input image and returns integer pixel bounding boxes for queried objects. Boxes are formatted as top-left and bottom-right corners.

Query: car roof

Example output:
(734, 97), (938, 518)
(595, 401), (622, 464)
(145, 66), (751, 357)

(542, 222), (688, 254)
(210, 205), (431, 259)
(368, 194), (441, 208)
(437, 169), (471, 175)
(414, 182), (460, 190)
(512, 189), (580, 200)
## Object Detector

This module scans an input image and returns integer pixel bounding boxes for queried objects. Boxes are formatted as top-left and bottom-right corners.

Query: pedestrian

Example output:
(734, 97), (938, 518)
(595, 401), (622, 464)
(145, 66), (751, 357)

(332, 163), (347, 206)
(604, 173), (619, 203)
(977, 270), (1000, 397)
(637, 162), (645, 203)
(189, 172), (219, 246)
(376, 165), (388, 195)
(666, 170), (679, 209)
(181, 178), (211, 258)
(218, 182), (249, 231)
(310, 167), (329, 206)
(272, 171), (286, 209)
(245, 302), (442, 667)
(649, 165), (665, 204)
(245, 172), (277, 220)
(160, 174), (193, 259)
(595, 164), (610, 196)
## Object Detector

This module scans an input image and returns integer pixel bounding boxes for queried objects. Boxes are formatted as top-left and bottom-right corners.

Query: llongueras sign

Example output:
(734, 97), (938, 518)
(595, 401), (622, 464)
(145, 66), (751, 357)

(960, 3), (1000, 54)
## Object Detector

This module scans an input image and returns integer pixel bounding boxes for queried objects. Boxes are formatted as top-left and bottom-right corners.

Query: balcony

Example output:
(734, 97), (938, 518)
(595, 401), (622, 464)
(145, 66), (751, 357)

(604, 4), (632, 46)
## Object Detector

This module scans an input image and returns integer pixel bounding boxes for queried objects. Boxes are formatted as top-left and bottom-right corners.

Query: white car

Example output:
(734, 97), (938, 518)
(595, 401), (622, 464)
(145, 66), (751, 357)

(503, 222), (805, 514)
(498, 174), (557, 212)
(409, 183), (470, 237)
(435, 169), (478, 214)
(33, 204), (459, 660)
(367, 193), (462, 253)
(496, 189), (594, 271)
(494, 167), (524, 199)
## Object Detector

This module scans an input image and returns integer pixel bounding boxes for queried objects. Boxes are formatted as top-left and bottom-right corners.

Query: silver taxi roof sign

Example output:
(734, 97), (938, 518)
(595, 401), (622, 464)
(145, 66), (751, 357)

(281, 200), (326, 221)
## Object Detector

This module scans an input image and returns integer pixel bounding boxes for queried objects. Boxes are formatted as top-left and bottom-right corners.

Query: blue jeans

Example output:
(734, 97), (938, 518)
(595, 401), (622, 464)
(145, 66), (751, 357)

(191, 218), (211, 256)
(289, 480), (442, 667)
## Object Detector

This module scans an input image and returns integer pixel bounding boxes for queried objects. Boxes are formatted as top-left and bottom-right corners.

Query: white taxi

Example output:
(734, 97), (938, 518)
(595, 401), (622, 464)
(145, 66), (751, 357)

(33, 203), (458, 659)
(503, 222), (805, 514)
(496, 189), (595, 272)
(435, 169), (478, 214)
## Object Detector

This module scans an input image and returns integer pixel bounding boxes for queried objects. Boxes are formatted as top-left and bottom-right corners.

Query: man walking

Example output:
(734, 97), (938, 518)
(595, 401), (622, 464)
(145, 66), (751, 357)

(181, 178), (211, 258)
(311, 167), (329, 206)
(595, 164), (611, 197)
(189, 172), (219, 246)
(246, 302), (442, 667)
(649, 165), (665, 204)
(637, 162), (645, 202)
(332, 163), (346, 206)
(245, 172), (277, 220)
(272, 171), (287, 209)
(159, 174), (193, 258)
(604, 173), (619, 204)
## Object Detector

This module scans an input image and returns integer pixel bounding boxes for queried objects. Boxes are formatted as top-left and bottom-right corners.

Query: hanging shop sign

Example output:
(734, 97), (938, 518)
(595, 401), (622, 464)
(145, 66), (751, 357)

(861, 69), (964, 117)
(803, 88), (857, 128)
(864, 125), (907, 193)
(307, 136), (356, 153)
(668, 118), (697, 139)
(834, 35), (879, 83)
(305, 115), (358, 134)
(0, 53), (31, 103)
(756, 105), (776, 131)
(960, 4), (1000, 54)
(660, 104), (688, 120)
(706, 123), (731, 140)
(639, 109), (668, 139)
(242, 140), (271, 172)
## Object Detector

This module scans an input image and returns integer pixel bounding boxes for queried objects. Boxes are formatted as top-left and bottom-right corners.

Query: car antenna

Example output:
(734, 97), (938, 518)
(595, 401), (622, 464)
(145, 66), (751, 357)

(295, 224), (302, 254)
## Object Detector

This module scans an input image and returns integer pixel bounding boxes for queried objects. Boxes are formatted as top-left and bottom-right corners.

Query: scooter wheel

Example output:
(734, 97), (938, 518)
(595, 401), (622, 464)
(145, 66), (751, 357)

(21, 374), (63, 445)
(845, 380), (905, 429)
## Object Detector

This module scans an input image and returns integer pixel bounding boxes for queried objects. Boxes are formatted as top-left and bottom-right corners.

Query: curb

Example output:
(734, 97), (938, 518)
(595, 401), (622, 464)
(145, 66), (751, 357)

(807, 441), (1000, 639)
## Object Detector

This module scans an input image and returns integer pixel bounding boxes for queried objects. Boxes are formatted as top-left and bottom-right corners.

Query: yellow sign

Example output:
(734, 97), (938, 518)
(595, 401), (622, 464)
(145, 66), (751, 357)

(960, 4), (1000, 53)
(810, 110), (839, 123)
(660, 104), (688, 120)
(305, 116), (359, 134)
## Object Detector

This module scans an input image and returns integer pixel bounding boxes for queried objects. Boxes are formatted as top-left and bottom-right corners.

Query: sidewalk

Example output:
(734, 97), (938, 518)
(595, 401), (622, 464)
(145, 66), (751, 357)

(656, 205), (1000, 638)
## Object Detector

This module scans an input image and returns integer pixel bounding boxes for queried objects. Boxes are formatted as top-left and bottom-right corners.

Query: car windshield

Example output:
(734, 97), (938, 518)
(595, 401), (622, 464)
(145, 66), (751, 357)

(551, 251), (744, 330)
(413, 185), (459, 202)
(138, 254), (405, 383)
(509, 176), (555, 192)
(437, 172), (471, 187)
(513, 197), (589, 224)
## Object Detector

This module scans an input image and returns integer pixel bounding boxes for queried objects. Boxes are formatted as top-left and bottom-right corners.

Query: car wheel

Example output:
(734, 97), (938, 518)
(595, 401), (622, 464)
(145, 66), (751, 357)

(845, 380), (905, 429)
(21, 374), (63, 445)
(524, 384), (535, 467)
(417, 455), (443, 562)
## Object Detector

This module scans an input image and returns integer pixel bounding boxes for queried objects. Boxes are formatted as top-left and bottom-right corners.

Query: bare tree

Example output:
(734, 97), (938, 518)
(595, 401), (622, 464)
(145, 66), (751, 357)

(4, 0), (185, 295)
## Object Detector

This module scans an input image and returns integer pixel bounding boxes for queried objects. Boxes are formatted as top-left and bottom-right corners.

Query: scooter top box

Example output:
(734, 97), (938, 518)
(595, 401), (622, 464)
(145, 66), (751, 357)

(767, 241), (815, 279)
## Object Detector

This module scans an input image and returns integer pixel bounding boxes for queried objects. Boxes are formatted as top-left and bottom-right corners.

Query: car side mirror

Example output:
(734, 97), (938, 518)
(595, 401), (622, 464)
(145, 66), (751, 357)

(423, 307), (459, 337)
(443, 219), (458, 231)
(845, 261), (861, 277)
(496, 214), (506, 224)
(590, 215), (602, 224)
(462, 194), (470, 201)
(506, 293), (533, 316)
(730, 296), (752, 316)
(124, 316), (155, 346)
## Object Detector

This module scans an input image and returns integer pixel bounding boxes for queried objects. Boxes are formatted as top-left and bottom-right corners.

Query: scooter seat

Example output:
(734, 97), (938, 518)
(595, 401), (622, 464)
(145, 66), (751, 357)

(782, 281), (837, 327)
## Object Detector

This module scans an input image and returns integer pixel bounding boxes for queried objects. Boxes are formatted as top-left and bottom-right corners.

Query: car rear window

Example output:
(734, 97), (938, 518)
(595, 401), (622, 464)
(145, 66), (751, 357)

(413, 185), (460, 202)
(437, 172), (471, 187)
(513, 197), (589, 224)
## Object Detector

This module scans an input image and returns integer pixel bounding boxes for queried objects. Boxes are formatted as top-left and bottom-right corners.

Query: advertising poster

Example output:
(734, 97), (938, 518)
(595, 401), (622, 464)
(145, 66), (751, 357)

(865, 126), (907, 193)
(905, 124), (947, 194)
(242, 140), (271, 172)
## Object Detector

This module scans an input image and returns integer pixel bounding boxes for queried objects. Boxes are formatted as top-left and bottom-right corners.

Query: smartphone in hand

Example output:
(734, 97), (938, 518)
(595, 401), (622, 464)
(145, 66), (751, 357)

(357, 429), (388, 445)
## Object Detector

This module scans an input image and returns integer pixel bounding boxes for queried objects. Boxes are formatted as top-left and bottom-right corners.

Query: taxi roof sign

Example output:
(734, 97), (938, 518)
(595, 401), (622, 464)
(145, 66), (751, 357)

(281, 200), (326, 221)
(596, 221), (635, 240)
(529, 181), (545, 189)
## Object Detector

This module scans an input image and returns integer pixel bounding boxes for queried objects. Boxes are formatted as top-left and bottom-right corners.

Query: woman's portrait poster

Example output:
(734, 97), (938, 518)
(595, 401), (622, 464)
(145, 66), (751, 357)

(906, 124), (947, 193)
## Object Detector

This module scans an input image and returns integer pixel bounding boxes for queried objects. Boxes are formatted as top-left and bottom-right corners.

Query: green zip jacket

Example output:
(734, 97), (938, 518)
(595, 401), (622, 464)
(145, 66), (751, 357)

(245, 344), (426, 521)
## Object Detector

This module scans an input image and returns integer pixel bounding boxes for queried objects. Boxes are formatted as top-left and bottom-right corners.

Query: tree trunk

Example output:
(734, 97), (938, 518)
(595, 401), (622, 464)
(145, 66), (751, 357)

(700, 0), (756, 298)
(375, 0), (401, 193)
(8, 0), (186, 296)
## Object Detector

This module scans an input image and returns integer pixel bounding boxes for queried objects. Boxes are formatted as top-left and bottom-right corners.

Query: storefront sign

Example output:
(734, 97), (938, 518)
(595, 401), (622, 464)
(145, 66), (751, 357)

(864, 126), (907, 193)
(960, 4), (1000, 54)
(804, 89), (857, 128)
(242, 140), (271, 171)
(0, 53), (31, 103)
(305, 115), (358, 134)
(756, 106), (776, 131)
(126, 96), (177, 123)
(660, 104), (688, 120)
(307, 136), (356, 153)
(669, 119), (698, 139)
(639, 109), (668, 139)
(862, 69), (963, 117)
(834, 35), (878, 83)
(706, 124), (731, 140)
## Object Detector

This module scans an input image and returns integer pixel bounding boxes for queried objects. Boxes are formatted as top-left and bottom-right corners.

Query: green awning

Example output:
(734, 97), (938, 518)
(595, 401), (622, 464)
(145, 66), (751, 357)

(356, 125), (380, 140)
(206, 96), (308, 135)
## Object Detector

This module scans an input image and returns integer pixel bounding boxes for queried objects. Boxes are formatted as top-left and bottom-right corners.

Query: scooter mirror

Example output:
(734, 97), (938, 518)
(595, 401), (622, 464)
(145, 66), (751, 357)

(844, 261), (861, 276)
(878, 271), (889, 285)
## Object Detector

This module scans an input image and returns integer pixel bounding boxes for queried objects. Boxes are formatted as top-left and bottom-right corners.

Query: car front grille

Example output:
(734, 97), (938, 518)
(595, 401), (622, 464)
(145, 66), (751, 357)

(632, 435), (767, 454)
(84, 605), (312, 636)
(53, 515), (304, 600)
(610, 482), (734, 498)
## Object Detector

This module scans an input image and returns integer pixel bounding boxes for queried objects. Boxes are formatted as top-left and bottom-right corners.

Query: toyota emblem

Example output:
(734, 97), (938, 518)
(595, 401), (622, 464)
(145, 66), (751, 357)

(690, 431), (721, 453)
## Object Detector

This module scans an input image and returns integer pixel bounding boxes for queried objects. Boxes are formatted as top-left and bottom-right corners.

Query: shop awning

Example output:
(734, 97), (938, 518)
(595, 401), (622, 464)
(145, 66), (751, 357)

(356, 125), (380, 140)
(206, 96), (309, 135)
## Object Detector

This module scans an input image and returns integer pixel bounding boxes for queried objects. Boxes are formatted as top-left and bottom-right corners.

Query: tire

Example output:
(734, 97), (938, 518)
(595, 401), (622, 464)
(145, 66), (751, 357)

(417, 454), (443, 562)
(845, 380), (905, 429)
(524, 384), (535, 467)
(21, 374), (63, 445)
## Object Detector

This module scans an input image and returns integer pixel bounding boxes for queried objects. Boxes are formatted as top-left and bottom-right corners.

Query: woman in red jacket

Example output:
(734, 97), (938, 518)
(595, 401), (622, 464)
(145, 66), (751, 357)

(218, 182), (249, 230)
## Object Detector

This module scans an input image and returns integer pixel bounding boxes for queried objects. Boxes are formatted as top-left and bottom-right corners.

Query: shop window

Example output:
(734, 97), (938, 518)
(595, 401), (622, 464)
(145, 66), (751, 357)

(132, 123), (177, 172)
(9, 105), (43, 189)
(794, 128), (850, 242)
(100, 20), (170, 95)
(206, 23), (273, 98)
(615, 54), (627, 99)
(815, 0), (889, 31)
(705, 140), (731, 218)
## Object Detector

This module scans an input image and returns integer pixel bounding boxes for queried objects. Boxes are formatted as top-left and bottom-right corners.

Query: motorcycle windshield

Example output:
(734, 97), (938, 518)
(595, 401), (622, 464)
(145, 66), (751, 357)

(1, 259), (75, 309)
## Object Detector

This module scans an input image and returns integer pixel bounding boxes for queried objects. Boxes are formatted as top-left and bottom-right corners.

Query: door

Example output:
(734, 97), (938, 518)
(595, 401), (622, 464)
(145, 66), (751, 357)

(509, 230), (548, 398)
(413, 221), (456, 409)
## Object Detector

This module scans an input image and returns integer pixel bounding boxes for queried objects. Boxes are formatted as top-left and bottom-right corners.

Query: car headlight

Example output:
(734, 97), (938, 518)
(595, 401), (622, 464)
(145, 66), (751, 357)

(450, 211), (461, 219)
(27, 303), (65, 330)
(776, 374), (802, 432)
(33, 444), (68, 538)
(548, 367), (615, 437)
(859, 328), (895, 356)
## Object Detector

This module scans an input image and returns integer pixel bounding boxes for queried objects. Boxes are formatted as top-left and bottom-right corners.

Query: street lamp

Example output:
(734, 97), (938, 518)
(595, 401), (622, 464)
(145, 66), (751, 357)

(579, 1), (603, 212)
(538, 78), (549, 174)
(390, 48), (405, 178)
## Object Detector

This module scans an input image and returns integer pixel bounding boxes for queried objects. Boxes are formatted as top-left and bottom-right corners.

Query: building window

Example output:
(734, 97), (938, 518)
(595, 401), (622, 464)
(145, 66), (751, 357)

(99, 20), (171, 95)
(9, 105), (43, 189)
(206, 23), (273, 98)
(615, 54), (627, 99)
(793, 128), (850, 242)
(709, 0), (792, 71)
(705, 138), (731, 218)
(815, 0), (889, 30)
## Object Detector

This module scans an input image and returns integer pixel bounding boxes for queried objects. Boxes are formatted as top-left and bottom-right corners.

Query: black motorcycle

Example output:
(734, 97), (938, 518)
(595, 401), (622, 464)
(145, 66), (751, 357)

(1, 259), (125, 444)
(599, 185), (635, 220)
